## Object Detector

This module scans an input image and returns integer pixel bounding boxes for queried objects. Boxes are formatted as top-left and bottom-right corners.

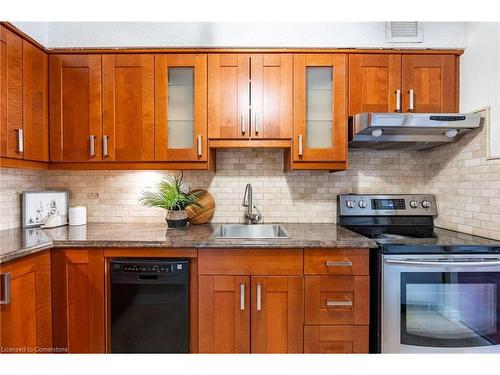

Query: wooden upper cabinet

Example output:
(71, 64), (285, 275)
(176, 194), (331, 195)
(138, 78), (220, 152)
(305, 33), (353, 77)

(402, 54), (456, 113)
(50, 54), (102, 162)
(293, 54), (347, 162)
(198, 275), (250, 353)
(250, 54), (292, 139)
(208, 54), (250, 139)
(102, 54), (154, 162)
(349, 54), (401, 116)
(155, 54), (207, 161)
(0, 251), (52, 352)
(251, 276), (304, 353)
(0, 26), (23, 159)
(23, 41), (48, 162)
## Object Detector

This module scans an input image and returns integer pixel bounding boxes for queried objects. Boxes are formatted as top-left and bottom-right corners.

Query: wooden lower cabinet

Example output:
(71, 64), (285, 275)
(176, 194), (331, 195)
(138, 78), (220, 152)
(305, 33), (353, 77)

(51, 248), (105, 353)
(198, 275), (304, 354)
(304, 325), (369, 354)
(0, 251), (52, 353)
(198, 275), (250, 353)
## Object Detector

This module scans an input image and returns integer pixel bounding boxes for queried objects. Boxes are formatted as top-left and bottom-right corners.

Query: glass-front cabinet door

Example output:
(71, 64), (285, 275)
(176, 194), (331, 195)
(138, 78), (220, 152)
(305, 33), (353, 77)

(293, 54), (347, 162)
(155, 54), (207, 161)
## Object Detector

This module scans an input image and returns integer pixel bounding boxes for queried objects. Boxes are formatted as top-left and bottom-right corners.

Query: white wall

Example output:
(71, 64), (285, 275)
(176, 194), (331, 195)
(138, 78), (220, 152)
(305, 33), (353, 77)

(460, 22), (500, 158)
(13, 22), (466, 49)
(11, 21), (49, 46)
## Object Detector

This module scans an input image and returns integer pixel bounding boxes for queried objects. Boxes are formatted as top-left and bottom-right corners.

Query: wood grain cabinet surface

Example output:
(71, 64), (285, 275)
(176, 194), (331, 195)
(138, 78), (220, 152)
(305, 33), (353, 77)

(50, 54), (102, 162)
(102, 54), (154, 162)
(0, 251), (52, 353)
(349, 53), (457, 116)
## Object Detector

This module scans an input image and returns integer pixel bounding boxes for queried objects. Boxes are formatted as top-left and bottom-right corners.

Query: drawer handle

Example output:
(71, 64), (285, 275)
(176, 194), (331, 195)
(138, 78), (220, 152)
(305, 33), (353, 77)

(325, 260), (353, 267)
(0, 273), (11, 305)
(326, 299), (353, 308)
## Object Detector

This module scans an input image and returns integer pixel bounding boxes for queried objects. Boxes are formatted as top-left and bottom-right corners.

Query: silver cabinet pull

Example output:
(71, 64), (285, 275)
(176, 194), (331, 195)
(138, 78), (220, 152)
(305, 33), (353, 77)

(256, 283), (262, 311)
(89, 135), (95, 157)
(240, 284), (245, 311)
(0, 273), (11, 305)
(395, 89), (401, 112)
(298, 134), (303, 156)
(16, 128), (24, 153)
(103, 135), (109, 157)
(409, 89), (414, 111)
(241, 112), (246, 134)
(254, 111), (259, 135)
(197, 135), (203, 157)
(325, 260), (353, 267)
(326, 299), (353, 308)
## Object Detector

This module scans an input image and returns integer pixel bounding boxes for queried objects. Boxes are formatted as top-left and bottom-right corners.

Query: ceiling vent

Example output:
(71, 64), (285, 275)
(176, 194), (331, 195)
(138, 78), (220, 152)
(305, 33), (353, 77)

(386, 22), (423, 43)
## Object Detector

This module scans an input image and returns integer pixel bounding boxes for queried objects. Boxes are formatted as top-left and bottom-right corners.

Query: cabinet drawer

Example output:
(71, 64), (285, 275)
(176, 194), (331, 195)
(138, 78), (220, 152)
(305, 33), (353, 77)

(198, 249), (303, 275)
(304, 249), (369, 275)
(305, 276), (369, 325)
(304, 325), (369, 353)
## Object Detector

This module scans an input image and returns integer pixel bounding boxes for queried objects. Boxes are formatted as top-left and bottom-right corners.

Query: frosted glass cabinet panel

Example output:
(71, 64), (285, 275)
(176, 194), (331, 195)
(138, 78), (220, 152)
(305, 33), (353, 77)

(293, 54), (347, 163)
(306, 67), (333, 148)
(155, 55), (207, 161)
(168, 68), (194, 149)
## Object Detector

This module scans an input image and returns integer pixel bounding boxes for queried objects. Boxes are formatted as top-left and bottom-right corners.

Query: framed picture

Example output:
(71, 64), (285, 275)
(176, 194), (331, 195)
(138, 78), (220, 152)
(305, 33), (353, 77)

(22, 190), (69, 228)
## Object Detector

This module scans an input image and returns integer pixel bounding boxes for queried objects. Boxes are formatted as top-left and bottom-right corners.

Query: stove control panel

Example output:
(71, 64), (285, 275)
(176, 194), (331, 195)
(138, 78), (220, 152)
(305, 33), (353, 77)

(338, 194), (437, 216)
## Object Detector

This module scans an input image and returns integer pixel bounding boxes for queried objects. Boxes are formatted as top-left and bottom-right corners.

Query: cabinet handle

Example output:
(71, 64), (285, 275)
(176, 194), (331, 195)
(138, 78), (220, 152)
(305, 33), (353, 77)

(298, 134), (303, 156)
(103, 135), (109, 157)
(325, 260), (353, 267)
(197, 135), (203, 157)
(254, 111), (259, 135)
(256, 283), (262, 311)
(240, 284), (245, 311)
(0, 273), (11, 305)
(395, 89), (401, 112)
(241, 112), (246, 134)
(409, 89), (414, 112)
(16, 128), (24, 153)
(89, 135), (95, 157)
(326, 299), (353, 308)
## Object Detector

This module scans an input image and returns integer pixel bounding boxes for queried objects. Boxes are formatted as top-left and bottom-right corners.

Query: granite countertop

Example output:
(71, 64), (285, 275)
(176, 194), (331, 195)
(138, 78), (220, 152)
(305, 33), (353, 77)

(0, 223), (376, 264)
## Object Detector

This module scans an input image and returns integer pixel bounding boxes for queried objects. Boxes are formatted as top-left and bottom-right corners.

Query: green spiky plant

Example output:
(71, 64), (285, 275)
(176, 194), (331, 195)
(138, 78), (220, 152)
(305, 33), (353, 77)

(139, 172), (202, 212)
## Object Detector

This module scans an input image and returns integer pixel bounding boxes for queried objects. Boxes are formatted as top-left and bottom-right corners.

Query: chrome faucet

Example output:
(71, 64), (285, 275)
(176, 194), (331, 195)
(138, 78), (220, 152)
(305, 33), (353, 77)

(242, 183), (262, 224)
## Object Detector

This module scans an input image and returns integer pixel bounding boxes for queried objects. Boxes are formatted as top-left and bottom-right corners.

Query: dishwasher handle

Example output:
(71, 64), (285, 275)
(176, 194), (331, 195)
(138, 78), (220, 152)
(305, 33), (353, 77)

(110, 260), (189, 284)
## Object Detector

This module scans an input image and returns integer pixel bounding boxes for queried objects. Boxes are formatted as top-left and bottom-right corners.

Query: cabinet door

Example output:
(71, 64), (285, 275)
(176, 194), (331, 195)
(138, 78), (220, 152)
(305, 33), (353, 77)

(23, 41), (49, 162)
(251, 276), (304, 353)
(250, 54), (292, 139)
(402, 54), (456, 113)
(103, 54), (154, 161)
(155, 54), (207, 161)
(0, 26), (23, 159)
(51, 249), (105, 353)
(50, 54), (102, 162)
(208, 54), (250, 139)
(349, 54), (401, 116)
(293, 54), (347, 162)
(198, 275), (250, 353)
(0, 251), (52, 353)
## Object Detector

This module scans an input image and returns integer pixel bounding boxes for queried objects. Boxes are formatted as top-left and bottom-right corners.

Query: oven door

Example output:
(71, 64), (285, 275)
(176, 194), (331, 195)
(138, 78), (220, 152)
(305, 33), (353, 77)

(381, 254), (500, 353)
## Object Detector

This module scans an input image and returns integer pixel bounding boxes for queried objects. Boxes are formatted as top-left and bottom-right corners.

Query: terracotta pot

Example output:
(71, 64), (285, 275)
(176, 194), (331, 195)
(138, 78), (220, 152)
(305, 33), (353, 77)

(165, 209), (188, 229)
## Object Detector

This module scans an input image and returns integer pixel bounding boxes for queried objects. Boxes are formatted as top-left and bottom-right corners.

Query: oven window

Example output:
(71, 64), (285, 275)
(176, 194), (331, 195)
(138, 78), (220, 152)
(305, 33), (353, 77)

(401, 272), (500, 348)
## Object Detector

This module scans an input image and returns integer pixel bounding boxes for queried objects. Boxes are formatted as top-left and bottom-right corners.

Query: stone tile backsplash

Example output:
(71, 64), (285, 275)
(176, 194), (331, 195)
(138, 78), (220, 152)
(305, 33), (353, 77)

(2, 122), (499, 241)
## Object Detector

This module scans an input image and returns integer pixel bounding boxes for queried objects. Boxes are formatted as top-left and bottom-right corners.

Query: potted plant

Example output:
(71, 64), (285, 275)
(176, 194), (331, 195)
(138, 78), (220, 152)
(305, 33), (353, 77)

(139, 173), (202, 229)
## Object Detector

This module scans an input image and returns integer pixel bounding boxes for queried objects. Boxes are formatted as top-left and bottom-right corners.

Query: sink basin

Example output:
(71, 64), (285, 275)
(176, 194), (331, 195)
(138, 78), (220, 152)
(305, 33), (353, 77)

(212, 224), (290, 239)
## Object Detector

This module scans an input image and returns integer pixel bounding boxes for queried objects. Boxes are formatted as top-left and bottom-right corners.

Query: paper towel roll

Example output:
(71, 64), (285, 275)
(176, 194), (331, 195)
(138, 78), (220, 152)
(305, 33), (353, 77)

(69, 206), (87, 226)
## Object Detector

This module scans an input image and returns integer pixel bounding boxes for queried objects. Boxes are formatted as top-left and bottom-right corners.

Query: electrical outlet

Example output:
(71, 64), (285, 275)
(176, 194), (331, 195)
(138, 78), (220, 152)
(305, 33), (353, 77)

(87, 193), (99, 199)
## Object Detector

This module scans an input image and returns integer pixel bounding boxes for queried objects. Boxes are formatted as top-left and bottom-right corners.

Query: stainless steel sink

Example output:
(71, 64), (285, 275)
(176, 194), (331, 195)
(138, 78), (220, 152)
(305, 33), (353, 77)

(212, 224), (290, 239)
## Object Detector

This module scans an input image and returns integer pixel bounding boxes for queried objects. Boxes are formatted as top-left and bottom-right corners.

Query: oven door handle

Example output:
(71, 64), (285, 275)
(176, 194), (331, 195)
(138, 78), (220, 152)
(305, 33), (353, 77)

(385, 258), (500, 267)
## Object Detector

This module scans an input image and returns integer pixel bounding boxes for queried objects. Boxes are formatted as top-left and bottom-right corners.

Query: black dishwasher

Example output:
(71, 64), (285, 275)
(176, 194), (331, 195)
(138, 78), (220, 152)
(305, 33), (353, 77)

(110, 259), (189, 353)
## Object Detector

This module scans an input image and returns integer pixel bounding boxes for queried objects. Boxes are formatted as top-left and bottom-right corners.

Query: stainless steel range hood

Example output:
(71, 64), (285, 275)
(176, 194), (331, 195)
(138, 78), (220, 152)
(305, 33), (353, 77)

(349, 113), (482, 151)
